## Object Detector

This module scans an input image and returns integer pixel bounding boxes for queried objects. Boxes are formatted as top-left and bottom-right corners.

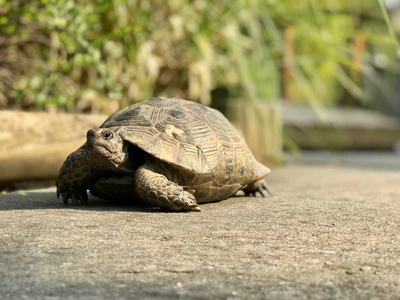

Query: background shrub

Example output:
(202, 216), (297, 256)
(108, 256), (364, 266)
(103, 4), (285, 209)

(0, 0), (397, 112)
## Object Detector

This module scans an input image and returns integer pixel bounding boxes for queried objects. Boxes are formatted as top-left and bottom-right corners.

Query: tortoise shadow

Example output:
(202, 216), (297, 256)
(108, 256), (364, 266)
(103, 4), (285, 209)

(0, 189), (263, 212)
(0, 190), (153, 212)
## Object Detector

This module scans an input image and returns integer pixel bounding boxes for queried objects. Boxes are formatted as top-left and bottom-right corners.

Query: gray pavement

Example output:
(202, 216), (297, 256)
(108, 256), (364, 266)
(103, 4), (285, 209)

(285, 150), (400, 171)
(1, 164), (400, 299)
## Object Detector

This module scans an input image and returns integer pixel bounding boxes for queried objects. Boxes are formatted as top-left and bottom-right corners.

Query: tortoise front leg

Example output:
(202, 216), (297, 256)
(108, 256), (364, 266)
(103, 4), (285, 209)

(135, 164), (200, 212)
(56, 145), (101, 205)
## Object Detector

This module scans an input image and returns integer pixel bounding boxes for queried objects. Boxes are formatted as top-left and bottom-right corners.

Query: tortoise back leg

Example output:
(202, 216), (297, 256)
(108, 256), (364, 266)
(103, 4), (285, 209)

(56, 145), (101, 205)
(242, 178), (272, 197)
(135, 164), (200, 212)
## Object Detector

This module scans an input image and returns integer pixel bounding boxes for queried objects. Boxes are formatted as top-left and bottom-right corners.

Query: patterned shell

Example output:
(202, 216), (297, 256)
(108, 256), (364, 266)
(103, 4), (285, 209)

(99, 98), (269, 186)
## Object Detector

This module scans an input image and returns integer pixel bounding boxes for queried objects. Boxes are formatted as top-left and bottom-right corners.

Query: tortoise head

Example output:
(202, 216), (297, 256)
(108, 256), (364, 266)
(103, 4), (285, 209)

(86, 128), (130, 171)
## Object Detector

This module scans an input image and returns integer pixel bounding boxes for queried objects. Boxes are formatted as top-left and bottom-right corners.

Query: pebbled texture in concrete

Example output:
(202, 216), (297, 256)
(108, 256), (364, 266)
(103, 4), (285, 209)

(0, 164), (399, 299)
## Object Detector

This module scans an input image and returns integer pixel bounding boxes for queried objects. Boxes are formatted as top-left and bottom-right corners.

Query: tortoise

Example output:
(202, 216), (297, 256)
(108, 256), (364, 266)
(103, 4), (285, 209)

(56, 98), (270, 211)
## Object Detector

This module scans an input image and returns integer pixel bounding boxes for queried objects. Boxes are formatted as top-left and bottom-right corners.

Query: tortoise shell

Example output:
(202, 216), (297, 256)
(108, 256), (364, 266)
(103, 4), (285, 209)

(99, 98), (269, 190)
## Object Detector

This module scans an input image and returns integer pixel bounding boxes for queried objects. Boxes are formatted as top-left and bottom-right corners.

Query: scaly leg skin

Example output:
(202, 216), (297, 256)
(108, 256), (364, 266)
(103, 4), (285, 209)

(56, 145), (101, 205)
(135, 164), (200, 212)
(243, 178), (272, 197)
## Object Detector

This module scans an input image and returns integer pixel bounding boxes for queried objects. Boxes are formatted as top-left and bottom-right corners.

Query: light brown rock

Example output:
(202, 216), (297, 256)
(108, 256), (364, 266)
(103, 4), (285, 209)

(0, 111), (105, 185)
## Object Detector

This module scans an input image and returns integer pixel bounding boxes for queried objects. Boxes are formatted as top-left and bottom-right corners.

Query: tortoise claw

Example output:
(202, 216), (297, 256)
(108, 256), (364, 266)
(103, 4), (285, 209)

(244, 190), (255, 197)
(81, 191), (89, 204)
(244, 181), (272, 198)
(182, 200), (201, 212)
(59, 188), (88, 206)
(262, 182), (273, 196)
(62, 191), (69, 205)
(71, 193), (79, 206)
(191, 206), (201, 212)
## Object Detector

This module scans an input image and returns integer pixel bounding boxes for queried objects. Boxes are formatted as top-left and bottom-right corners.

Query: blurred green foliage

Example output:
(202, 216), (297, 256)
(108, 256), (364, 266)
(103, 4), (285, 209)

(0, 0), (397, 112)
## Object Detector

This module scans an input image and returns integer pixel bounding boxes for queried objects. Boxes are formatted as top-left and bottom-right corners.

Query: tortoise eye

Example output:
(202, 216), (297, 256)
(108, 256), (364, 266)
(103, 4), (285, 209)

(103, 131), (113, 140)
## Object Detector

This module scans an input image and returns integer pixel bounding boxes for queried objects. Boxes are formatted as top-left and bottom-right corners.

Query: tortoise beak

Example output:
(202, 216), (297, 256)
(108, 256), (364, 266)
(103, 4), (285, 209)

(86, 128), (98, 143)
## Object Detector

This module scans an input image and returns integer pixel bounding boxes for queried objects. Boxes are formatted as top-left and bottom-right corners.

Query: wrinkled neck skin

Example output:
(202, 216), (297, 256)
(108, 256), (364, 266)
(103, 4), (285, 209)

(85, 128), (135, 174)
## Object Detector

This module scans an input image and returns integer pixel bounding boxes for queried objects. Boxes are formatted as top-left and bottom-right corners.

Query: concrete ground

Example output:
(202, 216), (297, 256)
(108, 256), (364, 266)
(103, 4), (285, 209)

(0, 163), (399, 299)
